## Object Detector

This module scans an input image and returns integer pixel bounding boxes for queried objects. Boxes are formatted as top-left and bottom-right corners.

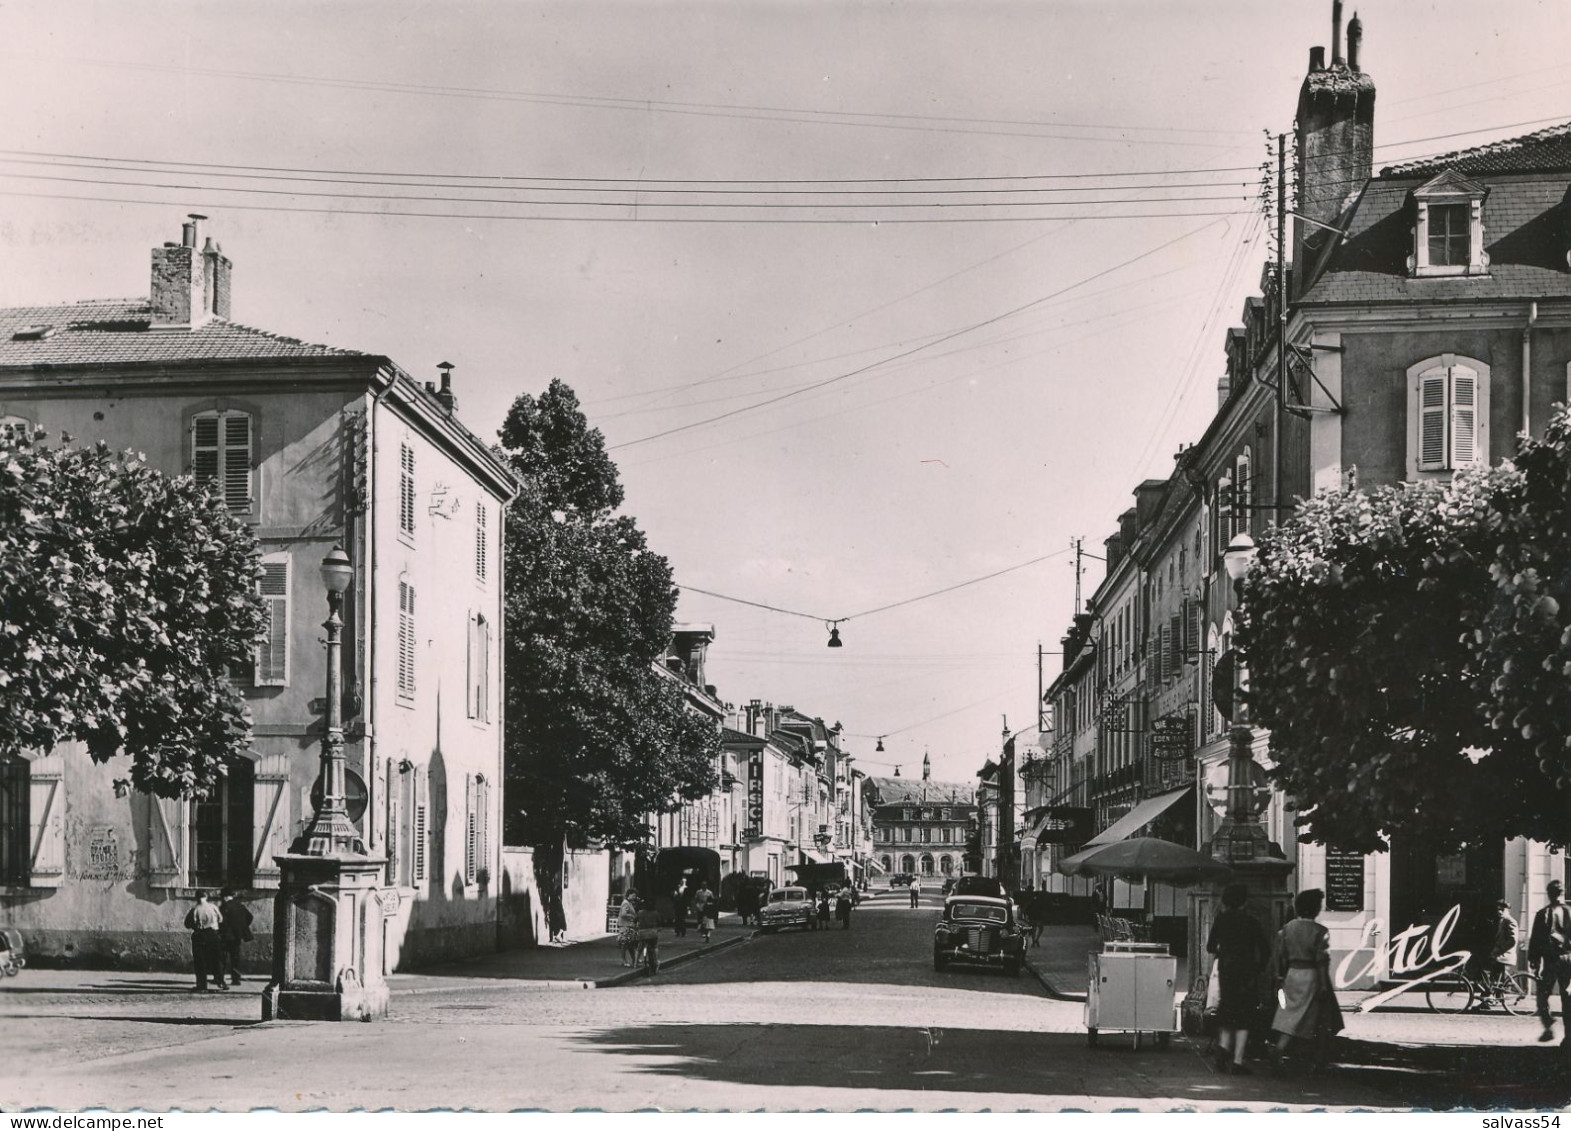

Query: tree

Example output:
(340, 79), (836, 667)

(1240, 463), (1532, 852)
(497, 380), (720, 862)
(0, 432), (268, 799)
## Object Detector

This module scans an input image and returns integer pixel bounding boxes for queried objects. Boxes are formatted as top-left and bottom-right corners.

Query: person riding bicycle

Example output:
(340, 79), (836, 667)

(1468, 899), (1518, 1005)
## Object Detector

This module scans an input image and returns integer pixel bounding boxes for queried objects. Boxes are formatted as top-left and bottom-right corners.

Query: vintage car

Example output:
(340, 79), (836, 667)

(933, 894), (1025, 976)
(758, 886), (813, 932)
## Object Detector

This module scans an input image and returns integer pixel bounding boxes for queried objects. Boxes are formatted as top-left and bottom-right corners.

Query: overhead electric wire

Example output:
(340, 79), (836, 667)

(608, 218), (1227, 449)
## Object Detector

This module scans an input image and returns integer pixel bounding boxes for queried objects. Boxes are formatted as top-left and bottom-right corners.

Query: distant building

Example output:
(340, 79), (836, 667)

(0, 217), (516, 971)
(865, 755), (976, 879)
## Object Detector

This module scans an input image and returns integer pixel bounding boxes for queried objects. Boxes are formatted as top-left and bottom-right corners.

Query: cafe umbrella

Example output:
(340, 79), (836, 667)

(1057, 836), (1234, 886)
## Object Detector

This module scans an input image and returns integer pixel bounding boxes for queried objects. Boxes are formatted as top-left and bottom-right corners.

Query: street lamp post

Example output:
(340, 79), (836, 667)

(262, 547), (389, 1022)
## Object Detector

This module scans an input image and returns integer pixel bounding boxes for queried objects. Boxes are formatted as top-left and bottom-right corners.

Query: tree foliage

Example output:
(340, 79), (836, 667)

(498, 380), (719, 851)
(0, 432), (268, 798)
(1241, 406), (1571, 853)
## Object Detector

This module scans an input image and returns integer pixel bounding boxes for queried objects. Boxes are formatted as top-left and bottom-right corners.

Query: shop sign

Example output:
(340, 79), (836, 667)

(1325, 849), (1365, 912)
(1033, 807), (1093, 845)
(1150, 715), (1192, 761)
(747, 747), (764, 828)
(1334, 903), (1470, 1011)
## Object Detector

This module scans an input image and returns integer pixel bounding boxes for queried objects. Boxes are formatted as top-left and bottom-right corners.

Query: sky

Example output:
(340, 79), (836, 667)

(2, 0), (1569, 788)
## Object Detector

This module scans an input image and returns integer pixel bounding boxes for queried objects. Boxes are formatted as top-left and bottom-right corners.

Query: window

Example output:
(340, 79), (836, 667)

(255, 555), (290, 686)
(398, 579), (417, 699)
(189, 758), (254, 889)
(399, 442), (416, 540)
(475, 502), (488, 581)
(465, 774), (490, 885)
(0, 756), (28, 885)
(1233, 448), (1253, 536)
(0, 415), (35, 449)
(191, 409), (253, 514)
(467, 612), (491, 722)
(1407, 356), (1490, 477)
(1410, 172), (1488, 277)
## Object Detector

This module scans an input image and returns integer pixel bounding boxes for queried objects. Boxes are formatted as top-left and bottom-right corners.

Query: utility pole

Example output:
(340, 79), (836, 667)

(1276, 132), (1288, 516)
(1071, 537), (1085, 613)
(1037, 643), (1045, 731)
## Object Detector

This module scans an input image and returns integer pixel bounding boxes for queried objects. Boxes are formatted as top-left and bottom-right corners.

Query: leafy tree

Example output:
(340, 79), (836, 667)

(1240, 463), (1536, 852)
(497, 381), (720, 863)
(0, 432), (268, 799)
(1474, 406), (1571, 794)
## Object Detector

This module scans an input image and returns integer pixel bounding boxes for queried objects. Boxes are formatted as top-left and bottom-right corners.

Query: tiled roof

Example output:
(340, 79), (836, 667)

(1297, 173), (1571, 305)
(865, 777), (974, 806)
(0, 299), (369, 369)
(1381, 121), (1571, 177)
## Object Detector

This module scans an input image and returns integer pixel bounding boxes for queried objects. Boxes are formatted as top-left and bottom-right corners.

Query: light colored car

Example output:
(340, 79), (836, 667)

(933, 894), (1025, 976)
(759, 886), (813, 932)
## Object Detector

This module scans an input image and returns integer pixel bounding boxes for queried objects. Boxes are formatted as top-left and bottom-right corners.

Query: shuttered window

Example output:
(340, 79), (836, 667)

(412, 767), (428, 884)
(1415, 362), (1484, 473)
(398, 580), (416, 699)
(1234, 450), (1252, 535)
(255, 556), (290, 686)
(475, 502), (488, 581)
(399, 443), (416, 539)
(0, 756), (29, 885)
(191, 410), (253, 514)
(190, 758), (254, 889)
(465, 775), (478, 884)
(467, 613), (491, 722)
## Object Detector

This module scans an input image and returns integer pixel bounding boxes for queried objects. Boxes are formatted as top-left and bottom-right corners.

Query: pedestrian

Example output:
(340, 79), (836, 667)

(1467, 898), (1518, 1006)
(1206, 882), (1271, 1075)
(836, 888), (853, 930)
(672, 878), (691, 938)
(617, 889), (640, 967)
(694, 882), (716, 942)
(817, 890), (832, 930)
(217, 887), (253, 987)
(909, 878), (921, 909)
(1268, 888), (1344, 1073)
(635, 901), (662, 974)
(1528, 878), (1571, 1044)
(183, 890), (225, 992)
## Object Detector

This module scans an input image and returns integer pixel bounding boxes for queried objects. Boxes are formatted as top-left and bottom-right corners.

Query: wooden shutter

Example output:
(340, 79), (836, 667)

(398, 581), (416, 697)
(1418, 370), (1447, 470)
(399, 444), (416, 536)
(147, 796), (188, 888)
(251, 769), (290, 889)
(477, 778), (490, 881)
(413, 766), (428, 884)
(222, 413), (253, 511)
(385, 760), (401, 885)
(1187, 599), (1204, 665)
(465, 613), (478, 719)
(255, 558), (289, 686)
(465, 774), (477, 884)
(1157, 623), (1172, 682)
(27, 762), (64, 887)
(192, 415), (220, 487)
(1235, 455), (1252, 534)
(475, 503), (488, 580)
(478, 616), (491, 723)
(1450, 366), (1478, 466)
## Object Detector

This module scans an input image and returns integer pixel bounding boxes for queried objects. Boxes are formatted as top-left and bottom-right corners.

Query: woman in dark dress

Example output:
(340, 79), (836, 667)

(1206, 882), (1271, 1074)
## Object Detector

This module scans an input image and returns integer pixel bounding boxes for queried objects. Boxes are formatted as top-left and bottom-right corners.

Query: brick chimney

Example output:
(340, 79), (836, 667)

(1294, 2), (1375, 291)
(151, 214), (231, 327)
(435, 362), (458, 415)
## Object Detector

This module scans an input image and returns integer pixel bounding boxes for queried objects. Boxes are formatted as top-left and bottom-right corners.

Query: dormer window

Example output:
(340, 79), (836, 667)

(1410, 171), (1488, 277)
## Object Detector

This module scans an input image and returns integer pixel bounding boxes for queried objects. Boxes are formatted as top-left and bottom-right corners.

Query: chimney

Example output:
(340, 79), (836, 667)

(435, 361), (458, 415)
(202, 236), (232, 320)
(1308, 45), (1325, 71)
(1294, 2), (1375, 294)
(151, 214), (216, 328)
(1347, 11), (1363, 71)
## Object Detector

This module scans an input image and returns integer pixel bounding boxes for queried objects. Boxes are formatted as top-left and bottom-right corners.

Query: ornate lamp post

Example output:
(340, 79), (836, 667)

(262, 547), (389, 1022)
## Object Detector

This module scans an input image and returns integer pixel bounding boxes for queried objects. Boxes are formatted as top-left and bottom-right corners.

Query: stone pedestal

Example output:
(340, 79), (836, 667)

(1180, 856), (1295, 1035)
(261, 852), (390, 1022)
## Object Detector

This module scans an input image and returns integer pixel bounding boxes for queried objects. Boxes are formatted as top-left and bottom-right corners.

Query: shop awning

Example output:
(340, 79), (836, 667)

(1086, 786), (1193, 847)
(1024, 806), (1094, 846)
(866, 857), (888, 874)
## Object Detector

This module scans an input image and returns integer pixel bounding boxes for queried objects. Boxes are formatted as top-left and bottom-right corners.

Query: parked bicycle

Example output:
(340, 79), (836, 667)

(1425, 965), (1539, 1015)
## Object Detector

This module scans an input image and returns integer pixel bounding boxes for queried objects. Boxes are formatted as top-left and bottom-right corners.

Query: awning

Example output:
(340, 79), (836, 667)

(1086, 786), (1193, 847)
(792, 848), (832, 865)
(867, 857), (889, 874)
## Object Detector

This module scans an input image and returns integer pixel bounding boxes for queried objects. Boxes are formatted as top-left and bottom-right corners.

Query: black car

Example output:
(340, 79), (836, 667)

(947, 874), (1006, 900)
(889, 873), (916, 887)
(933, 894), (1025, 976)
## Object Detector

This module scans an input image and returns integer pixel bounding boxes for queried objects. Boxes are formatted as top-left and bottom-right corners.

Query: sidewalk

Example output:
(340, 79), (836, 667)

(1, 915), (752, 999)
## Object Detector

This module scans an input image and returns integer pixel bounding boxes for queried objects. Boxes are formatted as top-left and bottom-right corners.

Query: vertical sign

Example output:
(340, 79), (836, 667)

(747, 747), (764, 837)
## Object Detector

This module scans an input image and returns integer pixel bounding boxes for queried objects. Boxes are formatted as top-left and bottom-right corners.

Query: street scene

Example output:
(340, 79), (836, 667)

(5, 0), (1571, 1116)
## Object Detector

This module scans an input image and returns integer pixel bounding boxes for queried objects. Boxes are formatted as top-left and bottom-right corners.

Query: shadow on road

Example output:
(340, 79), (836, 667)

(571, 1023), (1571, 1108)
(1, 1013), (262, 1028)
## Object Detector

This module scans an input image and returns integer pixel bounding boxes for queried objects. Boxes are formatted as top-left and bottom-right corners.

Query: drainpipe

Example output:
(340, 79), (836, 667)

(1522, 302), (1538, 438)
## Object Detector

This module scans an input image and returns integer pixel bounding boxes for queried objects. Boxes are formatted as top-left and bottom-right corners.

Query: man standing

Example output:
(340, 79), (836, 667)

(909, 878), (921, 909)
(672, 879), (691, 938)
(184, 891), (224, 992)
(217, 888), (254, 987)
(1528, 879), (1571, 1043)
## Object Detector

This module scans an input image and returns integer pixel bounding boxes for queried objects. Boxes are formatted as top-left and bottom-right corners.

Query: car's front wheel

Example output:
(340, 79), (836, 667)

(1004, 957), (1021, 977)
(933, 948), (948, 971)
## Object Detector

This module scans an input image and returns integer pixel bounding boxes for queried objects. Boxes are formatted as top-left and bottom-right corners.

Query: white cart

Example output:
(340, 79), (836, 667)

(1084, 941), (1179, 1049)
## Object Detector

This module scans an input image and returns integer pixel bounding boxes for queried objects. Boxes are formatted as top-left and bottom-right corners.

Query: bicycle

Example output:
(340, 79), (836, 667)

(1425, 964), (1538, 1015)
